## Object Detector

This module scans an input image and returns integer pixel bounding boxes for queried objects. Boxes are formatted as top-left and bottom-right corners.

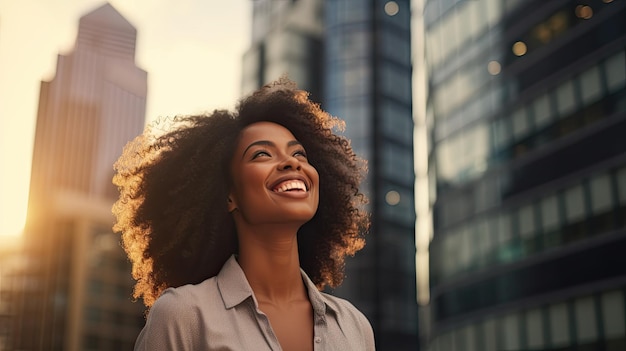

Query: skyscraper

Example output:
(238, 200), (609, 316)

(242, 1), (418, 349)
(11, 3), (147, 350)
(241, 0), (324, 100)
(423, 0), (626, 350)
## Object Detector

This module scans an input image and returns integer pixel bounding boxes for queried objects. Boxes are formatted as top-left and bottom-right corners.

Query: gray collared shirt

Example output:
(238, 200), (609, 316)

(134, 255), (375, 350)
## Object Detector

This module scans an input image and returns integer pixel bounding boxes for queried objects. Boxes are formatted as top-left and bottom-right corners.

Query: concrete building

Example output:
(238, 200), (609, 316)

(422, 0), (626, 350)
(242, 1), (418, 349)
(11, 3), (147, 350)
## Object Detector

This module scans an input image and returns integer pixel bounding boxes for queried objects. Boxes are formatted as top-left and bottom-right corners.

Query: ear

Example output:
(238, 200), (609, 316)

(227, 195), (238, 213)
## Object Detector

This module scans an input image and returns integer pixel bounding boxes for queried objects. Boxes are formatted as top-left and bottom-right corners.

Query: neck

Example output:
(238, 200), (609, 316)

(236, 225), (307, 304)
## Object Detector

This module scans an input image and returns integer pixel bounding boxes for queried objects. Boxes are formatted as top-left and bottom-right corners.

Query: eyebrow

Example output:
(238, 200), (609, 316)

(242, 140), (303, 159)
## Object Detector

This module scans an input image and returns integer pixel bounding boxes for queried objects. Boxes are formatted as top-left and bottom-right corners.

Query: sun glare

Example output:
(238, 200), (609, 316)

(0, 185), (28, 239)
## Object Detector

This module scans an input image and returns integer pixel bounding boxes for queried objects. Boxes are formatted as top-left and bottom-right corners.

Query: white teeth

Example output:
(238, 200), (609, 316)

(274, 180), (307, 193)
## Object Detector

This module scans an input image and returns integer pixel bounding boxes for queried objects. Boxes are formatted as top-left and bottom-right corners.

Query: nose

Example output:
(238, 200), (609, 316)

(278, 155), (302, 171)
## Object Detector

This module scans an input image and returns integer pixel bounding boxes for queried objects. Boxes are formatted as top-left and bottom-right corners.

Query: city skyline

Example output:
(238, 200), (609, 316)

(0, 1), (251, 238)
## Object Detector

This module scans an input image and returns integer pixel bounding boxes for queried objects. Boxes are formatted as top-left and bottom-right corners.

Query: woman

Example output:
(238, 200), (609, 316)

(113, 78), (374, 350)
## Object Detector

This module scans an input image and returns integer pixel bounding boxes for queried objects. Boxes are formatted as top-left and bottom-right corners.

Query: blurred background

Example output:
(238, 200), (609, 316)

(0, 0), (625, 350)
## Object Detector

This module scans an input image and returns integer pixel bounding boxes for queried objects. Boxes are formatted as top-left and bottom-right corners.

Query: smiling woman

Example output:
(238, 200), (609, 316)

(113, 77), (375, 350)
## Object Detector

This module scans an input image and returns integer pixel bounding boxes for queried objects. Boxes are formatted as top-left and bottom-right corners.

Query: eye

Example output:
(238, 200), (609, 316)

(293, 149), (308, 158)
(252, 150), (271, 159)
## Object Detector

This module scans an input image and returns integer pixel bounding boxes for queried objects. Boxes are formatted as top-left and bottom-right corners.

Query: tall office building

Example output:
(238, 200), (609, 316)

(242, 1), (418, 349)
(11, 3), (147, 350)
(241, 0), (324, 100)
(423, 0), (626, 350)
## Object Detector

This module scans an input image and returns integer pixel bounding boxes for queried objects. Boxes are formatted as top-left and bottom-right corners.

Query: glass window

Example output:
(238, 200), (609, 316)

(463, 323), (477, 351)
(380, 64), (411, 103)
(564, 184), (586, 223)
(344, 97), (371, 140)
(526, 308), (545, 348)
(382, 143), (414, 185)
(518, 204), (535, 238)
(540, 194), (560, 231)
(337, 0), (370, 23)
(381, 185), (415, 225)
(443, 230), (460, 277)
(85, 307), (102, 323)
(532, 93), (554, 129)
(474, 177), (498, 211)
(468, 123), (489, 176)
(579, 65), (603, 105)
(455, 2), (471, 46)
(381, 100), (413, 145)
(338, 28), (369, 61)
(465, 0), (480, 40)
(556, 80), (577, 117)
(427, 23), (442, 68)
(504, 0), (524, 13)
(83, 335), (100, 350)
(512, 108), (529, 140)
(433, 84), (450, 117)
(342, 61), (370, 97)
(575, 296), (598, 342)
(502, 313), (521, 350)
(439, 12), (455, 62)
(497, 211), (512, 244)
(483, 318), (497, 351)
(381, 0), (410, 30)
(436, 139), (454, 184)
(477, 217), (494, 259)
(458, 227), (472, 268)
(605, 50), (626, 93)
(590, 173), (613, 214)
(470, 0), (489, 37)
(381, 28), (409, 64)
(549, 303), (571, 347)
(601, 290), (626, 338)
(456, 70), (476, 111)
(616, 167), (626, 204)
(485, 0), (501, 28)
(492, 117), (510, 152)
(439, 331), (455, 351)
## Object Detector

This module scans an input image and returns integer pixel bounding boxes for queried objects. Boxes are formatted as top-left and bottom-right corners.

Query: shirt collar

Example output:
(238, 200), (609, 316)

(216, 255), (337, 317)
(216, 255), (255, 309)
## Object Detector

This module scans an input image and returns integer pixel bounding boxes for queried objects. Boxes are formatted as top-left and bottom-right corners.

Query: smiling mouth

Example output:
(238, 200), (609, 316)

(272, 179), (308, 193)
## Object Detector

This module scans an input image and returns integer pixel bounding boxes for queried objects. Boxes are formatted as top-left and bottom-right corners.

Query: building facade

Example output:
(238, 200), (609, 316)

(241, 0), (325, 100)
(10, 4), (147, 350)
(242, 1), (418, 349)
(423, 0), (626, 350)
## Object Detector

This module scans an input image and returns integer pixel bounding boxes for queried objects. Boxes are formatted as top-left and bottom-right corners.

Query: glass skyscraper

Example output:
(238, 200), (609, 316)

(242, 1), (418, 349)
(423, 0), (626, 350)
(11, 4), (147, 350)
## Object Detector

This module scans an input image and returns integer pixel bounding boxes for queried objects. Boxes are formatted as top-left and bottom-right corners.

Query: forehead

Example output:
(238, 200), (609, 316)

(237, 121), (297, 146)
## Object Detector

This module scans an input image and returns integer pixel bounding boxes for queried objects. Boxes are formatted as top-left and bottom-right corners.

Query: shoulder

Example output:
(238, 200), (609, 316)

(150, 277), (218, 317)
(322, 293), (375, 347)
(322, 292), (368, 322)
(135, 278), (219, 350)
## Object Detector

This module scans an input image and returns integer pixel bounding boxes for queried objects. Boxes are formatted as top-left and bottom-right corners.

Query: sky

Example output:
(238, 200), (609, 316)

(0, 0), (251, 238)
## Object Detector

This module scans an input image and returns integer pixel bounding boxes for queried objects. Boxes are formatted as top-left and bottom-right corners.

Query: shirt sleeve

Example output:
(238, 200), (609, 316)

(357, 310), (376, 351)
(134, 289), (202, 351)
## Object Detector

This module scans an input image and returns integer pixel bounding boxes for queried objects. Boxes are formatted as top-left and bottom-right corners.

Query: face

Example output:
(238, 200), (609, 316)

(228, 121), (319, 227)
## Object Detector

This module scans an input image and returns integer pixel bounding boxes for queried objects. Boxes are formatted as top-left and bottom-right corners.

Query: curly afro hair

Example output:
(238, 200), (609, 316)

(113, 77), (369, 307)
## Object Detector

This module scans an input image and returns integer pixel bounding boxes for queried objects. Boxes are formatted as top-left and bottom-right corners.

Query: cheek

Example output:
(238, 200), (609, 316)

(231, 166), (269, 201)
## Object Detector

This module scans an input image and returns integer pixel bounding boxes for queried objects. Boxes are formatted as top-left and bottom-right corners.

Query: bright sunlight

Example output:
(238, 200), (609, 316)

(0, 181), (28, 238)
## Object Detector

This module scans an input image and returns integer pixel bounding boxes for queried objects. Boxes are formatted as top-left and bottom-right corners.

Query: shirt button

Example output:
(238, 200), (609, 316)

(314, 337), (322, 343)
